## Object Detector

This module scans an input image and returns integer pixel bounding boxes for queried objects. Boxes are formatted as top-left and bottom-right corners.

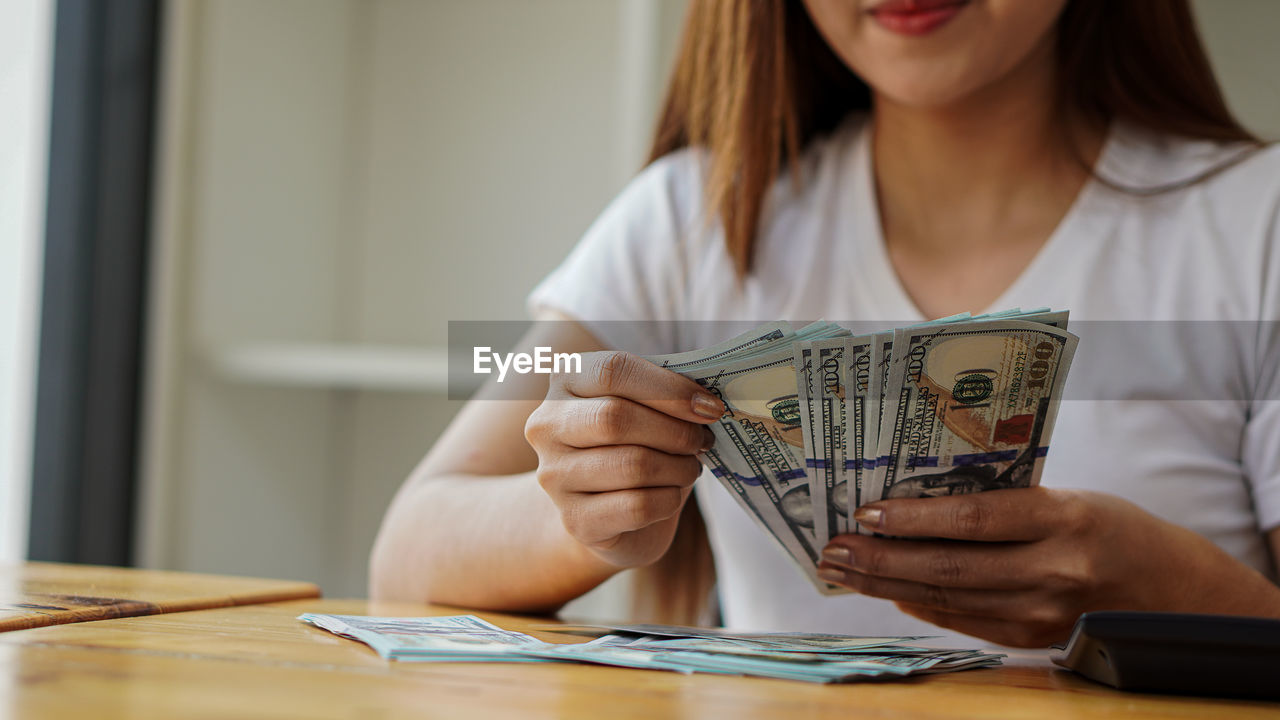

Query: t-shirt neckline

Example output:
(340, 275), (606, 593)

(847, 120), (1123, 322)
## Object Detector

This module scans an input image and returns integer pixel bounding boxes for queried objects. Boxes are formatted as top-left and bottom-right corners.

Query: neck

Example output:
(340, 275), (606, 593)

(871, 38), (1103, 255)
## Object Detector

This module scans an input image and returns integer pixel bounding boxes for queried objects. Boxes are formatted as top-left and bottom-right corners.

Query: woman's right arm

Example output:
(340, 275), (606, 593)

(368, 313), (724, 613)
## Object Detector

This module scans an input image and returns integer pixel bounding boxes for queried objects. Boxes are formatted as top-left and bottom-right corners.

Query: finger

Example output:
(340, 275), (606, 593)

(816, 564), (1023, 617)
(560, 486), (689, 545)
(544, 446), (702, 494)
(558, 397), (714, 456)
(853, 488), (1060, 541)
(895, 602), (1067, 648)
(561, 351), (725, 423)
(821, 536), (1038, 590)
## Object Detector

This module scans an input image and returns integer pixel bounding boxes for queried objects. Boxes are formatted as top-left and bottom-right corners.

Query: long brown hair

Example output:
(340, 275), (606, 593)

(650, 0), (1258, 276)
(634, 0), (1258, 626)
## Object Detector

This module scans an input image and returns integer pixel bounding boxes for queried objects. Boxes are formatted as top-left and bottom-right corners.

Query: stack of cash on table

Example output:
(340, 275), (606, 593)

(299, 614), (1004, 683)
(646, 309), (1078, 591)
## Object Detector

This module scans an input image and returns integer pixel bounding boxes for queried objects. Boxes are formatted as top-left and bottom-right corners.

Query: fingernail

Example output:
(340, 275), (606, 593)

(854, 507), (883, 529)
(818, 566), (845, 584)
(821, 546), (851, 566)
(692, 393), (724, 419)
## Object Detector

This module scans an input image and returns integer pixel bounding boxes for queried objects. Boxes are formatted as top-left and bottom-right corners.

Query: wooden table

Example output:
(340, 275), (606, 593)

(2, 598), (1276, 719)
(0, 562), (320, 632)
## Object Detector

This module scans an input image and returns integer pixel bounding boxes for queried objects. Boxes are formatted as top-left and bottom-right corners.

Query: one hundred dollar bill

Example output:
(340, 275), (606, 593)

(643, 311), (1077, 590)
(297, 614), (553, 661)
(842, 336), (876, 533)
(682, 345), (824, 586)
(793, 343), (825, 543)
(648, 322), (793, 372)
(803, 338), (851, 546)
(649, 322), (848, 592)
(869, 317), (1077, 504)
(303, 615), (1005, 683)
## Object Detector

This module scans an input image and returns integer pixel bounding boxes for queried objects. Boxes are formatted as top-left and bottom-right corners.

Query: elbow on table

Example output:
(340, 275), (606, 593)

(367, 530), (570, 616)
(365, 520), (495, 609)
(367, 526), (416, 603)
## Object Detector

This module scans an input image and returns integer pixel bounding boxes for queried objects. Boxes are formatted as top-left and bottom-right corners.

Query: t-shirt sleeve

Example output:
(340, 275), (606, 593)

(527, 152), (701, 356)
(1242, 161), (1280, 533)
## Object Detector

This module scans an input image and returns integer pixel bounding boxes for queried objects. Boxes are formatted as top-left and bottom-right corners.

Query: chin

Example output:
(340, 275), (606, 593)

(846, 45), (995, 108)
(867, 73), (983, 109)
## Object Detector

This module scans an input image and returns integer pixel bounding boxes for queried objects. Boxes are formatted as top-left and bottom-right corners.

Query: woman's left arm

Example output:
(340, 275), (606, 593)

(818, 488), (1280, 648)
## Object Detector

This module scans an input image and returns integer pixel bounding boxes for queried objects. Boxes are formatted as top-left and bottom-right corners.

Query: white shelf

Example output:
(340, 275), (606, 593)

(208, 343), (476, 393)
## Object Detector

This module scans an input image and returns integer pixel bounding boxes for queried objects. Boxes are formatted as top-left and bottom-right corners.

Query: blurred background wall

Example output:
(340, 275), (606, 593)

(103, 0), (1280, 619)
(1194, 0), (1280, 137)
(137, 0), (688, 617)
(0, 0), (52, 566)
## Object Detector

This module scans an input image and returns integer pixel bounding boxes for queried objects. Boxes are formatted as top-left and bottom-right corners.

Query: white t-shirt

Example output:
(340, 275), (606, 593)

(528, 116), (1280, 639)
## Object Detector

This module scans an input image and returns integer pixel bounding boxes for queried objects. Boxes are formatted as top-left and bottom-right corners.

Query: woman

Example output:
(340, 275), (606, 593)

(371, 0), (1280, 647)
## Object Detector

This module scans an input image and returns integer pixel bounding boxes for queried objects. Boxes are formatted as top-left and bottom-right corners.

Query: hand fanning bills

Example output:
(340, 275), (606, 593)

(646, 309), (1077, 594)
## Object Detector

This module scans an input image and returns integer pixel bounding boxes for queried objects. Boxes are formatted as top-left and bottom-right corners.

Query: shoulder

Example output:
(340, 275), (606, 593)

(621, 146), (709, 231)
(1099, 124), (1280, 268)
(1096, 126), (1280, 320)
(1103, 123), (1280, 213)
(786, 113), (871, 195)
(611, 115), (872, 271)
(637, 112), (873, 225)
(1197, 141), (1280, 214)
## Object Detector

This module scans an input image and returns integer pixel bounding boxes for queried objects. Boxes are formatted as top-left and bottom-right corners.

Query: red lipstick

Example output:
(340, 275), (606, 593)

(867, 0), (970, 36)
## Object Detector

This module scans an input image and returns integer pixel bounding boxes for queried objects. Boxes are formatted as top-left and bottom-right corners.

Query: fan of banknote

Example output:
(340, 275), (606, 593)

(646, 309), (1079, 593)
(299, 614), (1005, 682)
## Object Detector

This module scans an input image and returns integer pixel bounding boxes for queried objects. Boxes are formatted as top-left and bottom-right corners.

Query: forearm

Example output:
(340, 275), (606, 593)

(368, 469), (618, 613)
(1155, 523), (1280, 618)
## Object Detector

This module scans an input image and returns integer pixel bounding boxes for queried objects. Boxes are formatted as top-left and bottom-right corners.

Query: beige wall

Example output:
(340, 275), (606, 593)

(140, 0), (687, 618)
(1195, 0), (1280, 137)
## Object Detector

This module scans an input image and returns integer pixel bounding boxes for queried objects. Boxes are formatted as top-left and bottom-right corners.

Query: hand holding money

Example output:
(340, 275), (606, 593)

(818, 485), (1280, 647)
(646, 310), (1079, 594)
(525, 350), (724, 568)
